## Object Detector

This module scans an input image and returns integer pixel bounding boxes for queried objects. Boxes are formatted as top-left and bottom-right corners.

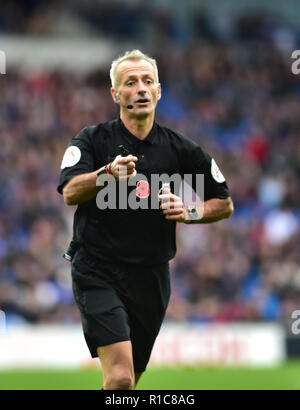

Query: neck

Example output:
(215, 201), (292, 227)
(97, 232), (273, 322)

(120, 112), (154, 140)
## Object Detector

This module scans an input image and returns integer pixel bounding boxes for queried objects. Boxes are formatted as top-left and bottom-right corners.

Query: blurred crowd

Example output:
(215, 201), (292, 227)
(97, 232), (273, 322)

(0, 0), (174, 39)
(1, 8), (300, 326)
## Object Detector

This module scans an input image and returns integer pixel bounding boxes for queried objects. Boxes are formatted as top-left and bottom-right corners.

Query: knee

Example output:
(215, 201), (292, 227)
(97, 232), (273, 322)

(104, 370), (134, 390)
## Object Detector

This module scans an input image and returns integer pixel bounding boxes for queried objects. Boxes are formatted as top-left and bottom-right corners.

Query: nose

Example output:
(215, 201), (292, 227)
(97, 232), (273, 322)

(137, 80), (147, 94)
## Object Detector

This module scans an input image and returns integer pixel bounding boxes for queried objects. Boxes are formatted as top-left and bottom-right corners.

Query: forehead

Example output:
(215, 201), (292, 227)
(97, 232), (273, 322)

(116, 59), (156, 82)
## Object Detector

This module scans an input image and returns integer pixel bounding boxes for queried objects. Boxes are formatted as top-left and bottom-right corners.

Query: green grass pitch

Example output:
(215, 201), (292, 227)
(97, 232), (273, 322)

(0, 361), (300, 390)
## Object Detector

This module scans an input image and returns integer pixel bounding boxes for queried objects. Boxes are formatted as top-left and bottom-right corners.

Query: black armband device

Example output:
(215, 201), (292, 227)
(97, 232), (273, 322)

(118, 145), (130, 157)
(63, 239), (80, 261)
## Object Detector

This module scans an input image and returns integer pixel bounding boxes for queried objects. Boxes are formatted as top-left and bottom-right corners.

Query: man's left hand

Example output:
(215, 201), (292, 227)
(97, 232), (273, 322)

(158, 188), (189, 223)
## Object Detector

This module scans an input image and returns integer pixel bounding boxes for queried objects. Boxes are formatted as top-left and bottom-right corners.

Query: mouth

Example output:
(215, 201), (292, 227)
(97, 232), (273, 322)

(135, 98), (150, 105)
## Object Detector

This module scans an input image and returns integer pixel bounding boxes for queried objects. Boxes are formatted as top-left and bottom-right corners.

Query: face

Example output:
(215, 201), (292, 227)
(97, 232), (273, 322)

(111, 59), (161, 117)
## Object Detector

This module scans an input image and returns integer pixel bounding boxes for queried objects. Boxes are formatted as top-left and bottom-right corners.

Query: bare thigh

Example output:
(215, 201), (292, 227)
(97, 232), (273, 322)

(97, 341), (135, 389)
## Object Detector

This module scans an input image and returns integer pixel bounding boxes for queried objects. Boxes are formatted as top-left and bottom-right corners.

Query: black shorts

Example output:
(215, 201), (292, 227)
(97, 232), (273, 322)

(71, 247), (171, 373)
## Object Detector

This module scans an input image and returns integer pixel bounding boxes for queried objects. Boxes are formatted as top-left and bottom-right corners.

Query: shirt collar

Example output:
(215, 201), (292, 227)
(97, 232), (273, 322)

(117, 117), (157, 145)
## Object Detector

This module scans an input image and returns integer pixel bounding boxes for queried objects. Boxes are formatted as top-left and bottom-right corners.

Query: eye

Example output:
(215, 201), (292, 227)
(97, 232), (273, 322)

(145, 79), (153, 85)
(127, 81), (135, 86)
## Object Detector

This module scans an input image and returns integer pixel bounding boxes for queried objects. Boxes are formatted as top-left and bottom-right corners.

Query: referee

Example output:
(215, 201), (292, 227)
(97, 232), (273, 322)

(57, 50), (234, 390)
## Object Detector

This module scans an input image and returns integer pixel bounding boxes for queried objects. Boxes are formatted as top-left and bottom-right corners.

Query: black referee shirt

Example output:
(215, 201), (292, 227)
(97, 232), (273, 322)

(57, 117), (230, 265)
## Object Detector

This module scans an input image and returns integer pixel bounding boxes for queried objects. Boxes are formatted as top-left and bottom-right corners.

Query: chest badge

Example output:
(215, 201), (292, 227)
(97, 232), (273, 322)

(136, 180), (150, 198)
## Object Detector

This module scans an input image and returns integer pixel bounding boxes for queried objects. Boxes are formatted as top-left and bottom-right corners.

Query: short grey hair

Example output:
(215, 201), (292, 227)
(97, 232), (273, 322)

(110, 49), (159, 89)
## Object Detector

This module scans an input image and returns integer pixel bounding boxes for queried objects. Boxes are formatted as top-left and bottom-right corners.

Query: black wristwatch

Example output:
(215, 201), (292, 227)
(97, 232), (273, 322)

(185, 206), (199, 224)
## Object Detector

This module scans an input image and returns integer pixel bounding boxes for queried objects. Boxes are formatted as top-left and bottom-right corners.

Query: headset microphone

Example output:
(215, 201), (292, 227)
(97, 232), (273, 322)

(114, 94), (133, 109)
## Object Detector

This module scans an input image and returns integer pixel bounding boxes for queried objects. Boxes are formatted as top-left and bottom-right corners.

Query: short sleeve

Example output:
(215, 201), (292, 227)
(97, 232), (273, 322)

(181, 139), (230, 201)
(57, 127), (95, 194)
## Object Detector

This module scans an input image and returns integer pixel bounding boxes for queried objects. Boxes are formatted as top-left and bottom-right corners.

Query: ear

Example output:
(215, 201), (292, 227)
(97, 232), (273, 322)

(157, 83), (162, 101)
(111, 88), (119, 103)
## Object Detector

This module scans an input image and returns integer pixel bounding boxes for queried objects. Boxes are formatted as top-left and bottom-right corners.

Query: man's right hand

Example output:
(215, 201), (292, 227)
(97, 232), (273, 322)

(62, 154), (138, 206)
(110, 154), (138, 180)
